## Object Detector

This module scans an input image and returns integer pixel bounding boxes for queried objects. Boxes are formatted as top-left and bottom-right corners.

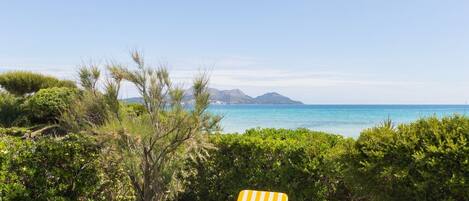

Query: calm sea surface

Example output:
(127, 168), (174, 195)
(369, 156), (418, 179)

(208, 105), (469, 137)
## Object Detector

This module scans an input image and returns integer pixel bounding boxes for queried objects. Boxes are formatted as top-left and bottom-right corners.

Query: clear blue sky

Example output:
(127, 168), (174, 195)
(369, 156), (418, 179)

(1, 0), (469, 104)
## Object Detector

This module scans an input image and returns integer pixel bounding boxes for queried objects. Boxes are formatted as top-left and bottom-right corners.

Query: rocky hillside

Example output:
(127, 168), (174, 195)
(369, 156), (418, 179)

(124, 88), (303, 105)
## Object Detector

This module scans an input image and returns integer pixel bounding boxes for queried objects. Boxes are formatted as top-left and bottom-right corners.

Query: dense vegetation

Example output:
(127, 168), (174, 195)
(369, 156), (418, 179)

(1, 58), (468, 200)
(347, 116), (469, 201)
(179, 128), (354, 201)
(0, 134), (102, 200)
(0, 71), (75, 96)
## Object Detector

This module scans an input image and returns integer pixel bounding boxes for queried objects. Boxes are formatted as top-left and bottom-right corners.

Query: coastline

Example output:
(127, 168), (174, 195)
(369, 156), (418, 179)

(209, 104), (469, 137)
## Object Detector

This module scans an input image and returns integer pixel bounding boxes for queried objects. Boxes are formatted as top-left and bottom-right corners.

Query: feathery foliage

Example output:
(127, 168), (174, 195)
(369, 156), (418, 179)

(60, 66), (111, 133)
(0, 71), (75, 96)
(99, 51), (221, 201)
(78, 64), (100, 93)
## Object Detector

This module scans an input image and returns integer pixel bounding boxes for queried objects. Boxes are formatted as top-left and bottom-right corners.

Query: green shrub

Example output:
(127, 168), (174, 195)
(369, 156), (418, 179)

(0, 127), (30, 137)
(0, 71), (76, 96)
(0, 135), (30, 200)
(179, 128), (354, 201)
(24, 87), (78, 124)
(123, 102), (146, 116)
(0, 92), (27, 127)
(347, 115), (469, 201)
(0, 134), (101, 200)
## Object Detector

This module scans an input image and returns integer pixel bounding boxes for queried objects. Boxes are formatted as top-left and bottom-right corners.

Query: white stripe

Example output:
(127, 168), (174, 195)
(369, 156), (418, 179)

(259, 192), (266, 201)
(277, 193), (283, 201)
(268, 192), (274, 201)
(242, 190), (248, 201)
(250, 191), (257, 201)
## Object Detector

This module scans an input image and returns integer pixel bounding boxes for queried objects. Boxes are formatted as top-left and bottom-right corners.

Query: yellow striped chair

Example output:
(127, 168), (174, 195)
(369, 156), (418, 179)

(237, 190), (288, 201)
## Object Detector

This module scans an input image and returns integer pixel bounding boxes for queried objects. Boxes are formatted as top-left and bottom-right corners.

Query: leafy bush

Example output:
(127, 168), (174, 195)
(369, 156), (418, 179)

(347, 115), (469, 201)
(179, 128), (354, 201)
(24, 87), (78, 124)
(0, 71), (75, 96)
(0, 92), (27, 127)
(0, 134), (101, 200)
(0, 127), (30, 137)
(123, 103), (146, 116)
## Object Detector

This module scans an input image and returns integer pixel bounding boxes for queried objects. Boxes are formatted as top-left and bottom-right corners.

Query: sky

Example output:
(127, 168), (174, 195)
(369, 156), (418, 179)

(1, 0), (469, 104)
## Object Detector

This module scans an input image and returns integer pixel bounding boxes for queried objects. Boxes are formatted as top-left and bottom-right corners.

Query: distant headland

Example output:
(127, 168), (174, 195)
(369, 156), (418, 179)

(123, 88), (303, 105)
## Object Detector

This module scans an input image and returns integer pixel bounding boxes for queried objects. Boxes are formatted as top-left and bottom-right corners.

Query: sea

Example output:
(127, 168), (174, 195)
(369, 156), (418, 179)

(208, 104), (469, 137)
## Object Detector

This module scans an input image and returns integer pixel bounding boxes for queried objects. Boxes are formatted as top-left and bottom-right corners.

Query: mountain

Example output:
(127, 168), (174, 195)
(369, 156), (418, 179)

(254, 92), (303, 104)
(122, 97), (144, 103)
(123, 88), (303, 105)
(208, 88), (257, 104)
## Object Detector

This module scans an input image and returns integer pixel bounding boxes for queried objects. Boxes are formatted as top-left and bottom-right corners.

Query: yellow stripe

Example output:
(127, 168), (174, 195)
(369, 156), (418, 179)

(238, 190), (288, 201)
(250, 191), (258, 201)
(277, 193), (284, 201)
(257, 191), (265, 201)
(267, 192), (274, 201)
(273, 192), (278, 201)
(243, 190), (249, 201)
(246, 190), (253, 201)
(282, 193), (288, 201)
(237, 190), (245, 201)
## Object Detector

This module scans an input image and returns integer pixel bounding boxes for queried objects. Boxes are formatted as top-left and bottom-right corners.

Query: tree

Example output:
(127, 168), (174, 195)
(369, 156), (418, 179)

(58, 66), (114, 133)
(99, 51), (221, 201)
(0, 71), (76, 96)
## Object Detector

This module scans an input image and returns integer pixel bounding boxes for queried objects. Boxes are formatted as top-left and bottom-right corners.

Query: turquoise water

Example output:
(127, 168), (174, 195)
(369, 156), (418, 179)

(208, 105), (469, 137)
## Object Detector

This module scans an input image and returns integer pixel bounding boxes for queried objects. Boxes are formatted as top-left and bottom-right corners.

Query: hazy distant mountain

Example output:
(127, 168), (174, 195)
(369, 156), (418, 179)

(254, 92), (303, 104)
(185, 88), (256, 104)
(123, 88), (303, 105)
(123, 97), (144, 103)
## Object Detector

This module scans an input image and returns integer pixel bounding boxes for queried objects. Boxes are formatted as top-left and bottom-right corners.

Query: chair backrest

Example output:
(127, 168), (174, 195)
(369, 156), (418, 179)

(237, 190), (288, 201)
